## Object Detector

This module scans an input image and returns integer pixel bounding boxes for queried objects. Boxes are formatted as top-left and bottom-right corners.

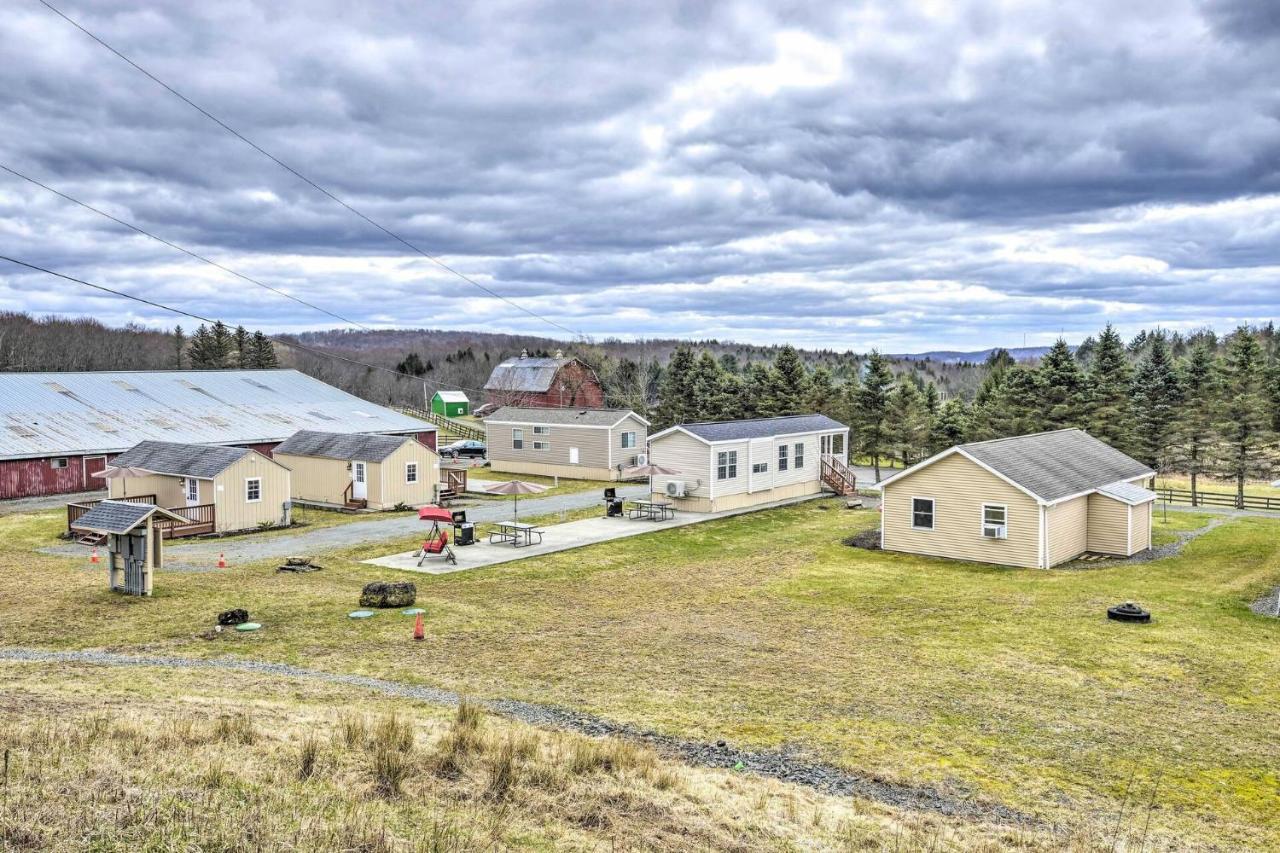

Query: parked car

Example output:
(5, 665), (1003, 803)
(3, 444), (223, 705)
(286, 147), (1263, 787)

(440, 439), (486, 459)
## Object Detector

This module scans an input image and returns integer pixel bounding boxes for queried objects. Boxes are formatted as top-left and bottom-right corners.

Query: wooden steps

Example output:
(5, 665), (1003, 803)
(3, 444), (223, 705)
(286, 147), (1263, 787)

(820, 454), (858, 496)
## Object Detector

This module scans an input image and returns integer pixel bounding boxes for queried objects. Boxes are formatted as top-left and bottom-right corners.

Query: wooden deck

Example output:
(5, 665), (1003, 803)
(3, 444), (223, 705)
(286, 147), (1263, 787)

(67, 496), (216, 540)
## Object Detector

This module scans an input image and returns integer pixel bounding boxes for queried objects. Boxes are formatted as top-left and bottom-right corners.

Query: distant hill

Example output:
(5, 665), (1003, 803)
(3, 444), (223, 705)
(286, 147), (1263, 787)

(890, 345), (1060, 364)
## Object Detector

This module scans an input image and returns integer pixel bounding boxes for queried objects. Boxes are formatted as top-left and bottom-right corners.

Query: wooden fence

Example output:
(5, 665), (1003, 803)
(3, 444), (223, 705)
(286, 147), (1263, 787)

(66, 495), (216, 539)
(1154, 487), (1280, 512)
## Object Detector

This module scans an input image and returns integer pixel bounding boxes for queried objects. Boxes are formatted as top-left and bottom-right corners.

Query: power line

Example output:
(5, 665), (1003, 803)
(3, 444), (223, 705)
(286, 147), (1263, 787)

(36, 0), (584, 341)
(0, 162), (374, 332)
(0, 253), (493, 396)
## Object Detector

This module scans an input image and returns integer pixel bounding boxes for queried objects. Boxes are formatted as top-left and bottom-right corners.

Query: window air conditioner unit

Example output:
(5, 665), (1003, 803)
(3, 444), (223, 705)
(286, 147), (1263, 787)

(633, 452), (648, 466)
(665, 480), (686, 498)
(983, 524), (1007, 539)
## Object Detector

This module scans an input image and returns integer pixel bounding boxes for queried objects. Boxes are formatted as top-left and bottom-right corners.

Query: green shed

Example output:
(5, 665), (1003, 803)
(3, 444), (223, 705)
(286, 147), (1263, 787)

(431, 390), (470, 417)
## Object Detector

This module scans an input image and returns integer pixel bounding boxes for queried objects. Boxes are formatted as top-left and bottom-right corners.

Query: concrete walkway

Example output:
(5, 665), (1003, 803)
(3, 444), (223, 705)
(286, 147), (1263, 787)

(365, 492), (859, 575)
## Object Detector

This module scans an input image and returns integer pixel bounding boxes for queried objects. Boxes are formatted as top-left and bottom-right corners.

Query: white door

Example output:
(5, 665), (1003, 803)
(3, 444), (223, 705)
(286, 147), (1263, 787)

(569, 447), (579, 465)
(820, 435), (832, 457)
(748, 439), (771, 493)
(185, 477), (200, 506)
(352, 461), (368, 500)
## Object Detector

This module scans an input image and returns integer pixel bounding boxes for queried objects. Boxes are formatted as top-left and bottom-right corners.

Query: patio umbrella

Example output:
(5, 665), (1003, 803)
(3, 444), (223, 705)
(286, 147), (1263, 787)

(623, 462), (683, 495)
(92, 466), (154, 479)
(417, 505), (453, 524)
(484, 480), (549, 522)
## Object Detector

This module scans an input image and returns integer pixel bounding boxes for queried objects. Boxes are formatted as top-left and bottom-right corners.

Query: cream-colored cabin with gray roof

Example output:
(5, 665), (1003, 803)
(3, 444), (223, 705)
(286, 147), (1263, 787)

(877, 429), (1155, 569)
(272, 430), (438, 510)
(485, 407), (649, 481)
(647, 414), (852, 512)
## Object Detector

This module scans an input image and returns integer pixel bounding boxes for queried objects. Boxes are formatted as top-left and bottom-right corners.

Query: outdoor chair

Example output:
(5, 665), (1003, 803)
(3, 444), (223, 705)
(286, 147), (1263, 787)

(417, 530), (456, 566)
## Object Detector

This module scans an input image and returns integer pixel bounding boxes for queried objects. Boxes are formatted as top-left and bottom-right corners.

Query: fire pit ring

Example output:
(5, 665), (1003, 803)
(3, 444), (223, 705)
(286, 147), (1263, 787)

(1107, 601), (1151, 623)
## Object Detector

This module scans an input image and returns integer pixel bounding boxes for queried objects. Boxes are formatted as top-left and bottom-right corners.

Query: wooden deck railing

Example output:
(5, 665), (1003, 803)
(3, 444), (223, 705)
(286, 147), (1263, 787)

(152, 504), (216, 539)
(66, 494), (157, 532)
(820, 454), (858, 496)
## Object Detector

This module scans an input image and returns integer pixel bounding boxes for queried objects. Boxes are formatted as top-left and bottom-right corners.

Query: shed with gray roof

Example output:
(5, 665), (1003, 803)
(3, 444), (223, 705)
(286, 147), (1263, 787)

(272, 430), (439, 511)
(877, 429), (1156, 568)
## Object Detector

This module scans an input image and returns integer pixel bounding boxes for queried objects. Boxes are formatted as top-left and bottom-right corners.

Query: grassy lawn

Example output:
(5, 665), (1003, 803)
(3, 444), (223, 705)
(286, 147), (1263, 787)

(467, 470), (622, 498)
(1, 502), (1277, 849)
(1156, 474), (1280, 499)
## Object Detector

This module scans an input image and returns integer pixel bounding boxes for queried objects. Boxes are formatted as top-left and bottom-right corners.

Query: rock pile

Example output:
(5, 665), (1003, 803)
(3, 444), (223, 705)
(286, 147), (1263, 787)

(359, 581), (417, 608)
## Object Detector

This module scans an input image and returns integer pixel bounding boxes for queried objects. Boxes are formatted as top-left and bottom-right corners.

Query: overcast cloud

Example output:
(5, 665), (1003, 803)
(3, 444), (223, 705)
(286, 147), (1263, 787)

(1, 0), (1277, 351)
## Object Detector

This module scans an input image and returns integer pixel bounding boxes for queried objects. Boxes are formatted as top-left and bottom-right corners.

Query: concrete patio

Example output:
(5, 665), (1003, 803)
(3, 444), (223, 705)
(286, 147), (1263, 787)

(363, 492), (862, 574)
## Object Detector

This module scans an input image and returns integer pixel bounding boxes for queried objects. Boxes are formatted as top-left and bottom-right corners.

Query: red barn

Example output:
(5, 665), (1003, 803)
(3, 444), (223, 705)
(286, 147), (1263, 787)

(483, 351), (604, 409)
(0, 369), (436, 501)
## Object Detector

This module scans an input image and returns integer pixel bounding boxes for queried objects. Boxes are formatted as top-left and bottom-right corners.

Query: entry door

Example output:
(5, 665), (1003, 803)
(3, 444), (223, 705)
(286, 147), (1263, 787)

(84, 456), (108, 490)
(748, 439), (771, 493)
(820, 435), (832, 457)
(185, 477), (200, 506)
(352, 461), (368, 500)
(569, 447), (580, 465)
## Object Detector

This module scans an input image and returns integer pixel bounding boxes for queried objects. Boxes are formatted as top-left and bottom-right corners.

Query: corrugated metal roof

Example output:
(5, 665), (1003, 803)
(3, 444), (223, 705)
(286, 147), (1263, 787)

(483, 356), (571, 392)
(0, 370), (433, 460)
(273, 430), (413, 462)
(960, 429), (1153, 503)
(676, 414), (847, 443)
(485, 406), (641, 427)
(109, 440), (250, 478)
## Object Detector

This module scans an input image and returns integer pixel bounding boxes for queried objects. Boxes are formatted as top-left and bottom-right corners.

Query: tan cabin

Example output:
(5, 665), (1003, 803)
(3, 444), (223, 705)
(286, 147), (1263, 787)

(647, 414), (854, 513)
(485, 407), (650, 481)
(272, 430), (439, 510)
(104, 440), (292, 534)
(877, 429), (1156, 569)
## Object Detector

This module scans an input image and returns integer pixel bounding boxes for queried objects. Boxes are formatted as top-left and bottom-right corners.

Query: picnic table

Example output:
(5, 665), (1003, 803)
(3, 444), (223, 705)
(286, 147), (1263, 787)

(627, 499), (675, 521)
(489, 520), (544, 547)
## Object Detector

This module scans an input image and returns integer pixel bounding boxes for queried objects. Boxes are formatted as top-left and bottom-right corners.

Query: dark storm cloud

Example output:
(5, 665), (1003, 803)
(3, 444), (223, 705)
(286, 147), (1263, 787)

(0, 0), (1278, 350)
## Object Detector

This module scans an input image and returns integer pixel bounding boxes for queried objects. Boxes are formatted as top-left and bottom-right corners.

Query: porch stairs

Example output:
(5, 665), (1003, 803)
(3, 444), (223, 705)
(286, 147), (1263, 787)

(820, 454), (858, 496)
(397, 406), (485, 444)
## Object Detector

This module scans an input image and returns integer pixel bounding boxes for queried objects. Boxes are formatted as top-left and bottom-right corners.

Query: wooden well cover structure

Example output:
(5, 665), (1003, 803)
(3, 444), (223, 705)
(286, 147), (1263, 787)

(70, 500), (187, 596)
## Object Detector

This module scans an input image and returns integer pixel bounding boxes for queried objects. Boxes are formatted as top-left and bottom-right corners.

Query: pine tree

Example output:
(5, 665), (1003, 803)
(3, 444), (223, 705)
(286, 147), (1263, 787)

(1036, 339), (1090, 430)
(975, 365), (1043, 439)
(887, 380), (928, 465)
(929, 398), (969, 453)
(854, 351), (893, 480)
(1087, 324), (1134, 451)
(654, 345), (696, 428)
(396, 352), (427, 377)
(172, 325), (186, 369)
(204, 321), (234, 369)
(742, 362), (777, 419)
(1266, 354), (1280, 432)
(1130, 333), (1182, 470)
(806, 366), (838, 417)
(770, 345), (809, 416)
(1172, 341), (1218, 504)
(233, 325), (250, 368)
(710, 372), (745, 421)
(690, 351), (726, 421)
(250, 331), (278, 368)
(187, 324), (213, 368)
(1218, 328), (1274, 506)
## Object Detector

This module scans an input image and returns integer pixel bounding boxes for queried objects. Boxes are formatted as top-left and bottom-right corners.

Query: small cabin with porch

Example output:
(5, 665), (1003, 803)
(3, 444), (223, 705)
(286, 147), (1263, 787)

(272, 430), (439, 510)
(647, 414), (853, 513)
(98, 440), (291, 535)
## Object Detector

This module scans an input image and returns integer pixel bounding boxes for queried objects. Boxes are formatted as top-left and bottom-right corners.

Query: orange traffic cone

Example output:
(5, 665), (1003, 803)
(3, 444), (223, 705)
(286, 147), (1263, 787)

(413, 612), (425, 641)
(90, 547), (100, 564)
(217, 552), (227, 569)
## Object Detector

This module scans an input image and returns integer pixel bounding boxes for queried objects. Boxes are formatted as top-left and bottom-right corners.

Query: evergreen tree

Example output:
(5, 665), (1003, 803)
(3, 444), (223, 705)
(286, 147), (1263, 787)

(1036, 339), (1090, 430)
(887, 380), (929, 465)
(770, 345), (809, 416)
(690, 351), (726, 421)
(1172, 341), (1219, 504)
(1130, 333), (1182, 470)
(233, 325), (250, 368)
(742, 362), (777, 419)
(396, 352), (428, 377)
(172, 325), (186, 369)
(1087, 324), (1134, 451)
(922, 382), (940, 418)
(806, 366), (838, 417)
(654, 345), (698, 428)
(929, 398), (969, 453)
(709, 371), (745, 421)
(187, 324), (214, 368)
(1218, 328), (1274, 506)
(854, 351), (893, 480)
(250, 331), (278, 368)
(207, 321), (234, 369)
(1266, 354), (1280, 432)
(974, 365), (1043, 439)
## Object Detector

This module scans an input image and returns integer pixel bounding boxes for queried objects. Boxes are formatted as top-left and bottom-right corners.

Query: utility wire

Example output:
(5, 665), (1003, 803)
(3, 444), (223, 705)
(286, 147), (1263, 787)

(0, 162), (374, 332)
(0, 253), (493, 396)
(37, 0), (584, 341)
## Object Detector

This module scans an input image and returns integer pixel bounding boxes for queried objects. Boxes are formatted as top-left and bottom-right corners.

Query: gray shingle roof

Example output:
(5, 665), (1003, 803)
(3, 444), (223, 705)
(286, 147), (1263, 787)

(110, 440), (249, 478)
(272, 430), (413, 462)
(485, 406), (640, 427)
(677, 414), (847, 443)
(71, 500), (164, 534)
(1096, 480), (1158, 505)
(483, 356), (572, 392)
(959, 429), (1152, 503)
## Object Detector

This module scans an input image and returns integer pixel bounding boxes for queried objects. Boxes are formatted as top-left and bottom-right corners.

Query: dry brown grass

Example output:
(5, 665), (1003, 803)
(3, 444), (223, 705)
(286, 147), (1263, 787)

(0, 663), (1101, 852)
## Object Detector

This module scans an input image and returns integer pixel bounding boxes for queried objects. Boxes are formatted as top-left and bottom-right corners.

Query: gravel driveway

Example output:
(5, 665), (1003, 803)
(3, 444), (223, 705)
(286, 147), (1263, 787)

(45, 485), (646, 570)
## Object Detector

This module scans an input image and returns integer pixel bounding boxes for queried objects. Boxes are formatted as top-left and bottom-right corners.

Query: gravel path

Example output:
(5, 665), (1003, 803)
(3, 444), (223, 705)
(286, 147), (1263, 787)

(43, 485), (646, 570)
(0, 646), (1032, 827)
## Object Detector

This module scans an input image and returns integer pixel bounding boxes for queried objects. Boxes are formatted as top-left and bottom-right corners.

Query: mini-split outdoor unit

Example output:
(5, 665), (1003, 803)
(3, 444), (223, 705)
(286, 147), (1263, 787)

(665, 480), (686, 498)
(633, 452), (648, 466)
(982, 524), (1008, 539)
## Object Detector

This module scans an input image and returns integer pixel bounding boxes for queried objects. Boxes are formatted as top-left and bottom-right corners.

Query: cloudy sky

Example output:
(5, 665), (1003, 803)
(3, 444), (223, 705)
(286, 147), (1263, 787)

(1, 0), (1277, 352)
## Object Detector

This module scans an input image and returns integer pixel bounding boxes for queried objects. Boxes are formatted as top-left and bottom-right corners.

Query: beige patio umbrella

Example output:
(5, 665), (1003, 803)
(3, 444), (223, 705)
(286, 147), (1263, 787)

(484, 480), (549, 522)
(92, 466), (155, 479)
(623, 461), (683, 495)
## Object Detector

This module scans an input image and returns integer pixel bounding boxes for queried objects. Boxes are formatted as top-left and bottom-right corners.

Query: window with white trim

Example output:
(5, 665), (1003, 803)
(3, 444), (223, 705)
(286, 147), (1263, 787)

(752, 462), (768, 474)
(777, 444), (788, 471)
(793, 442), (804, 468)
(716, 450), (738, 480)
(533, 440), (549, 450)
(245, 478), (262, 502)
(512, 428), (524, 450)
(406, 462), (418, 484)
(911, 497), (934, 530)
(533, 425), (551, 435)
(982, 504), (1007, 538)
(621, 431), (636, 449)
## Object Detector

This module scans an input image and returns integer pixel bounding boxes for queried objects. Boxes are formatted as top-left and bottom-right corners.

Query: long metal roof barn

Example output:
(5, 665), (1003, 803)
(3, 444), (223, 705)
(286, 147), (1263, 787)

(0, 369), (433, 461)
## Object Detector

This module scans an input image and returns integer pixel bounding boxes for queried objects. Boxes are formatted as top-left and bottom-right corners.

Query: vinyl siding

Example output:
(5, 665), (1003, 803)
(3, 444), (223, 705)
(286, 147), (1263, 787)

(109, 472), (186, 506)
(210, 452), (291, 532)
(273, 454), (349, 506)
(487, 422), (610, 470)
(881, 453), (1042, 568)
(649, 431), (712, 499)
(1130, 500), (1151, 552)
(1085, 493), (1131, 555)
(1046, 494), (1089, 566)
(610, 414), (650, 469)
(373, 440), (439, 508)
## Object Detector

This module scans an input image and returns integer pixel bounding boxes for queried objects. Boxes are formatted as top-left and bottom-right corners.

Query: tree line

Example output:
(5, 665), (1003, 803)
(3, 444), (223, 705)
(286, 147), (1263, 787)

(179, 322), (279, 369)
(652, 324), (1280, 502)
